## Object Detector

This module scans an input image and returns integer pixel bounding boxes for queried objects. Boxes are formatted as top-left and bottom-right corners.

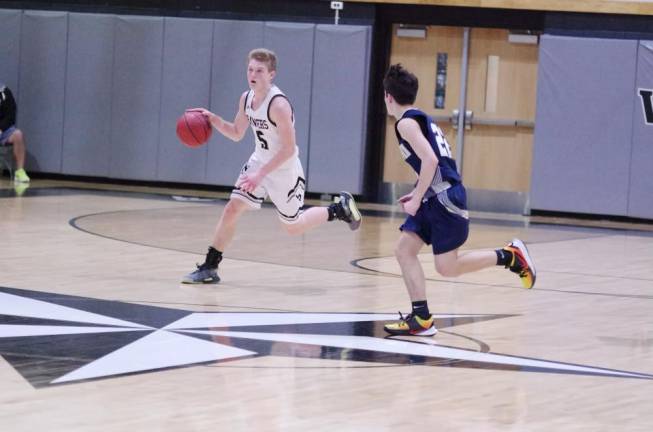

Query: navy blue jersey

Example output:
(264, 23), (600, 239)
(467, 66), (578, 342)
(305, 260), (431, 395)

(394, 109), (462, 195)
(395, 109), (469, 253)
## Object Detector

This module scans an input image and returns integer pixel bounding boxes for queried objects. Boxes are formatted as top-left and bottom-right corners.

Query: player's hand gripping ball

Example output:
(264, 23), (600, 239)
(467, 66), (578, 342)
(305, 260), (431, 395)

(176, 110), (212, 147)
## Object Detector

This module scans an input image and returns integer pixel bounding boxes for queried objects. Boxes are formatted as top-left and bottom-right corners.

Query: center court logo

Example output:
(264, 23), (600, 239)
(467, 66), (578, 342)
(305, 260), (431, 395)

(0, 286), (650, 388)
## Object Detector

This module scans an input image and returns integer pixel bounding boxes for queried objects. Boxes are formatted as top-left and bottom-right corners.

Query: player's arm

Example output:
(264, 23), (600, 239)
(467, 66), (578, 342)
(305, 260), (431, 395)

(397, 118), (438, 210)
(191, 92), (249, 142)
(211, 91), (249, 142)
(257, 96), (296, 178)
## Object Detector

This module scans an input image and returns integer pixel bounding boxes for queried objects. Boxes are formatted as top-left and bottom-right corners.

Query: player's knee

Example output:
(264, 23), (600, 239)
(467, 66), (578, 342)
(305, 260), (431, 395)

(394, 245), (413, 263)
(435, 262), (459, 277)
(11, 129), (23, 144)
(223, 201), (238, 216)
(223, 200), (246, 220)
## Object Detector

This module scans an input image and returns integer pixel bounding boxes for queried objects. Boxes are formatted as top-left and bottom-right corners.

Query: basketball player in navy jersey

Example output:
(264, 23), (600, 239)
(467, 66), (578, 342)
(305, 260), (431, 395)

(382, 64), (536, 336)
(182, 48), (361, 284)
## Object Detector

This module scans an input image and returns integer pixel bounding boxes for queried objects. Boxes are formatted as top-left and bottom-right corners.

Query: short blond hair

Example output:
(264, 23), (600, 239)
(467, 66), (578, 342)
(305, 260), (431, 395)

(248, 48), (277, 72)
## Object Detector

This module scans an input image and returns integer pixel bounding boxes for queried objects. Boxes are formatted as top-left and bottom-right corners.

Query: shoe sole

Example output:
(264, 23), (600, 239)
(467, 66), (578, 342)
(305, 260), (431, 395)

(181, 277), (220, 285)
(340, 191), (362, 231)
(511, 238), (536, 289)
(384, 326), (438, 336)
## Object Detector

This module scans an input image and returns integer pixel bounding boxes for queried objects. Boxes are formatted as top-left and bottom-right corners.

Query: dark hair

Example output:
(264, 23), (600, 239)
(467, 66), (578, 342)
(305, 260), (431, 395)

(383, 64), (418, 105)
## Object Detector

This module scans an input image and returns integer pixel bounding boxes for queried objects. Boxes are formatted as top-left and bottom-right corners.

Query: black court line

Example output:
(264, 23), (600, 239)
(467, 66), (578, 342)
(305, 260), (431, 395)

(68, 209), (382, 279)
(13, 185), (653, 235)
(69, 210), (653, 302)
(351, 257), (653, 300)
(68, 205), (611, 282)
(28, 185), (642, 301)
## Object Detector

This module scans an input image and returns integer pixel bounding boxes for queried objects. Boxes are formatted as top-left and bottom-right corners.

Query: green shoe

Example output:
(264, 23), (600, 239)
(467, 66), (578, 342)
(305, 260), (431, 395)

(13, 182), (29, 196)
(14, 168), (30, 183)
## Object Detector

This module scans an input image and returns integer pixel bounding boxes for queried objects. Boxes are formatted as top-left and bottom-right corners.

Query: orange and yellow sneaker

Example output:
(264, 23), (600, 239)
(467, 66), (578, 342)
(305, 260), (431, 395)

(384, 312), (437, 336)
(503, 238), (536, 289)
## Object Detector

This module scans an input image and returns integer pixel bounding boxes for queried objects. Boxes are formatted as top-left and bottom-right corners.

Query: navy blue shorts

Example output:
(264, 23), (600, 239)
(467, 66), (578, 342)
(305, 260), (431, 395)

(400, 184), (470, 255)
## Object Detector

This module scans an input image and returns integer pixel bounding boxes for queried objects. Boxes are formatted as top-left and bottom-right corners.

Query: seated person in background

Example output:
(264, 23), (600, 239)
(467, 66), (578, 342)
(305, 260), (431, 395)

(0, 82), (30, 182)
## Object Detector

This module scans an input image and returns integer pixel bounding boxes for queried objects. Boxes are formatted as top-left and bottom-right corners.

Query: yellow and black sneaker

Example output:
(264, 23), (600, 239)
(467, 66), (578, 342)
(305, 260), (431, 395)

(502, 238), (536, 289)
(384, 312), (437, 336)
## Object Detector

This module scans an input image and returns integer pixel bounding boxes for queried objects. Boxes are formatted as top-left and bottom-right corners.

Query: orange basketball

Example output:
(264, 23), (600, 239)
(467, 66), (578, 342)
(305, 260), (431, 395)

(176, 111), (212, 147)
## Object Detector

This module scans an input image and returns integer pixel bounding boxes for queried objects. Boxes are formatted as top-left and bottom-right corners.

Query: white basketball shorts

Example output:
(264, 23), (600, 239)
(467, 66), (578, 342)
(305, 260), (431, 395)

(230, 153), (306, 224)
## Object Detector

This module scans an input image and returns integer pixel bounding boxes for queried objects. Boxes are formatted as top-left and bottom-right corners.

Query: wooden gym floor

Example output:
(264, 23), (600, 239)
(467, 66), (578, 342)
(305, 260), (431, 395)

(1, 178), (652, 431)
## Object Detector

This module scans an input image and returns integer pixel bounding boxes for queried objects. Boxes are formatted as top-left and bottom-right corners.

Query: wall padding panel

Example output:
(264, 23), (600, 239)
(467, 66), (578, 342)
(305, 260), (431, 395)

(206, 20), (264, 186)
(7, 9), (372, 195)
(531, 35), (637, 216)
(157, 17), (213, 183)
(628, 41), (653, 219)
(308, 25), (370, 194)
(19, 11), (68, 173)
(263, 22), (315, 171)
(109, 15), (164, 180)
(62, 13), (114, 176)
(0, 9), (21, 94)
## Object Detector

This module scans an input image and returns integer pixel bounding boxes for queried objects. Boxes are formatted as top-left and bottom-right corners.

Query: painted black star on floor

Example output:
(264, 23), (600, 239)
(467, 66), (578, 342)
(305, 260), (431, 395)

(0, 286), (650, 388)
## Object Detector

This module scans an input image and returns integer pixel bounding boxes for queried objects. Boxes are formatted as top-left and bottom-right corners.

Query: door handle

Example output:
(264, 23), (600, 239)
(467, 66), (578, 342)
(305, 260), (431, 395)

(451, 109), (473, 130)
(470, 118), (534, 128)
(432, 112), (533, 129)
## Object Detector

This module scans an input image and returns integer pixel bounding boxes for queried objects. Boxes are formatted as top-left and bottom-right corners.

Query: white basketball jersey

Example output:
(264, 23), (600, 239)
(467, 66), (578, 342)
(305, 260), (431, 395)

(244, 85), (298, 169)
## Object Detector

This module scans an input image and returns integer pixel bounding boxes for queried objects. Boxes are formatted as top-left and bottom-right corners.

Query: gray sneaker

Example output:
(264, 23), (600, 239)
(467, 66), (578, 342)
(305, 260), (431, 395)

(338, 191), (362, 231)
(181, 264), (220, 284)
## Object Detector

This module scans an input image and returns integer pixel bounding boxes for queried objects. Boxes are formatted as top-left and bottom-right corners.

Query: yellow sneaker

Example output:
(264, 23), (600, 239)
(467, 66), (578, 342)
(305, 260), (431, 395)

(384, 312), (437, 336)
(502, 238), (536, 289)
(14, 168), (30, 183)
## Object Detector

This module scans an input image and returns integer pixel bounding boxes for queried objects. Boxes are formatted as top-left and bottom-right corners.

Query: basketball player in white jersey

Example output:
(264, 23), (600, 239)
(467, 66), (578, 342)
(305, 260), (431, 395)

(182, 48), (361, 284)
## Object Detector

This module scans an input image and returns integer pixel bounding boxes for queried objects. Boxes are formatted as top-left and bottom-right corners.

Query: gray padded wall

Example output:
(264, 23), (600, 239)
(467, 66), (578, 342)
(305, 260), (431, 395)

(7, 9), (372, 194)
(628, 41), (653, 219)
(19, 11), (68, 173)
(157, 17), (213, 183)
(308, 25), (370, 194)
(206, 20), (264, 186)
(531, 35), (638, 216)
(263, 22), (315, 171)
(0, 9), (21, 93)
(109, 15), (164, 180)
(62, 13), (114, 177)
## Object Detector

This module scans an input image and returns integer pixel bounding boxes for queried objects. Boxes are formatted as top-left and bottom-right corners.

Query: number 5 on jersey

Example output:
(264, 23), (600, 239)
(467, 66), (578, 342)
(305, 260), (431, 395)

(256, 130), (269, 150)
